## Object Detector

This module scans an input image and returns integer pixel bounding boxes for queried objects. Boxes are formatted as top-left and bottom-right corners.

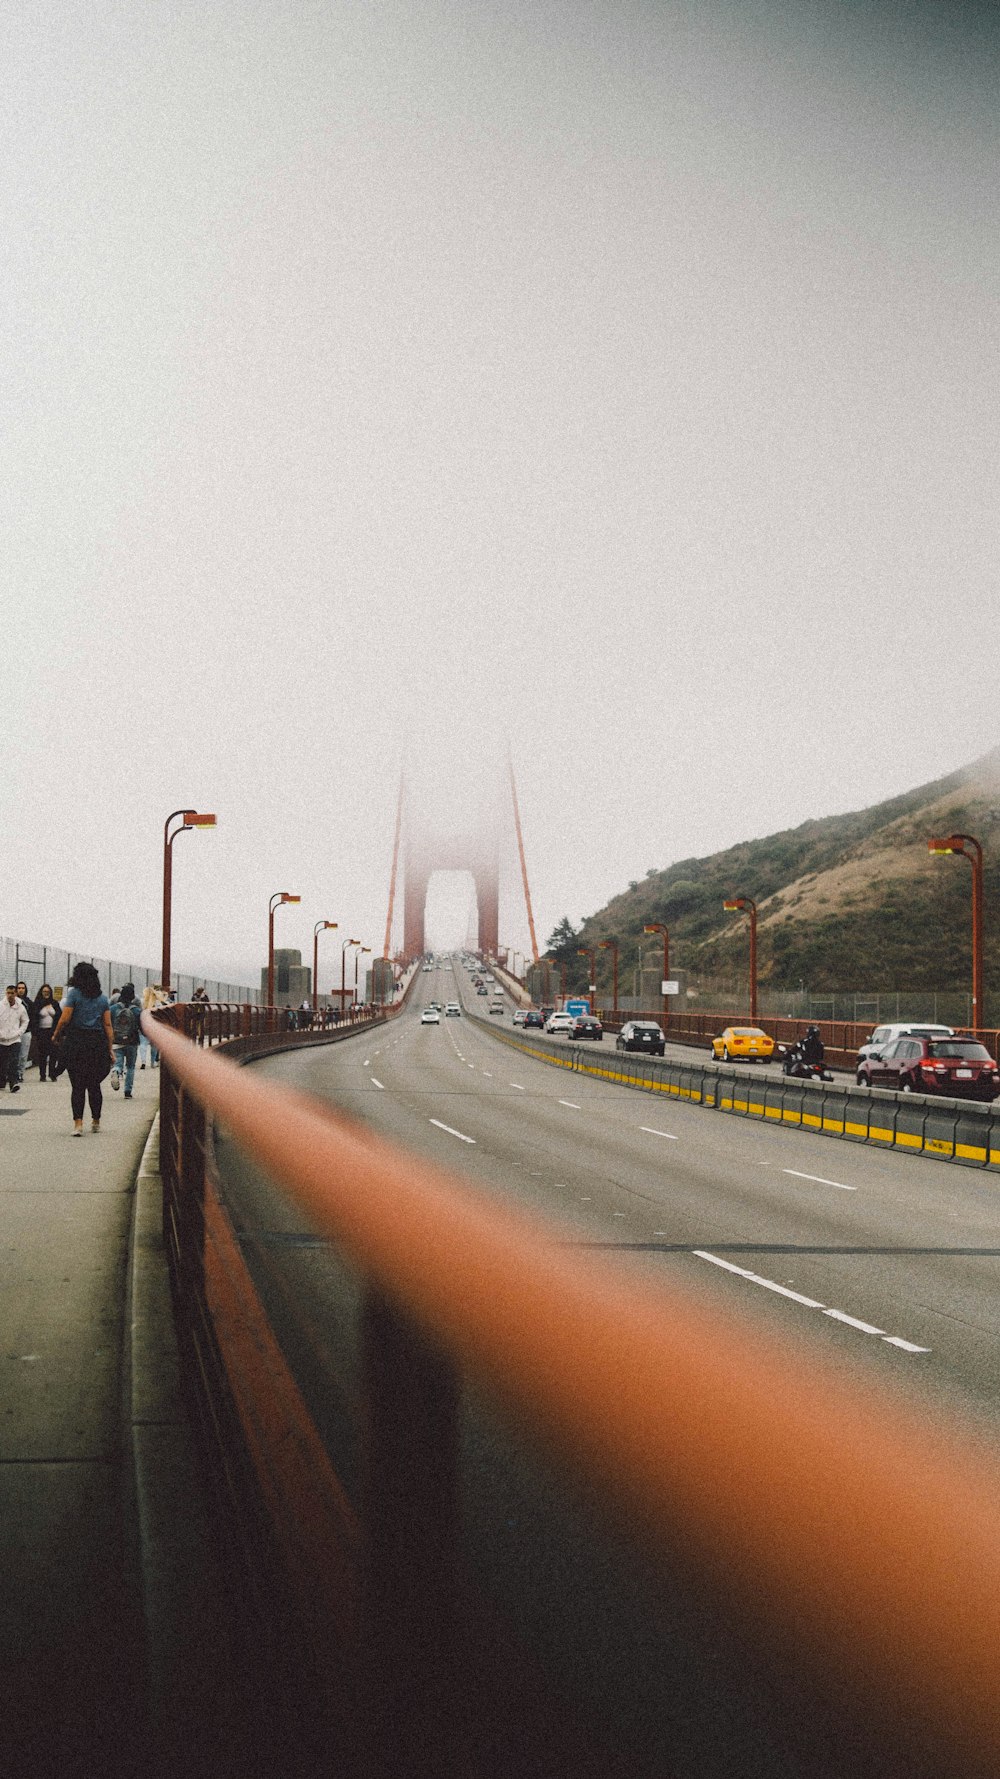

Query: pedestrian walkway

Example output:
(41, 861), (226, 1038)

(0, 1060), (239, 1778)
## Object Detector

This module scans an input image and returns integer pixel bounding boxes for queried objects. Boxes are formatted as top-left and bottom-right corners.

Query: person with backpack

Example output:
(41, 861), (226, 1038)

(109, 984), (142, 1097)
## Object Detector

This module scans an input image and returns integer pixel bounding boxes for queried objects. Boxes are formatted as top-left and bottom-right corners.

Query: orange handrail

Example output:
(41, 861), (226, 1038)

(147, 1013), (1000, 1772)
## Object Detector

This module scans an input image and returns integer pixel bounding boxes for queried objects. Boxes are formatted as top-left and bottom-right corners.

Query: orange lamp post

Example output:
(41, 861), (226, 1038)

(929, 835), (984, 1032)
(599, 938), (620, 1015)
(724, 897), (758, 1022)
(268, 892), (300, 1008)
(354, 945), (372, 1007)
(313, 920), (338, 1013)
(644, 923), (670, 1030)
(577, 948), (596, 1014)
(341, 938), (360, 1015)
(162, 809), (217, 991)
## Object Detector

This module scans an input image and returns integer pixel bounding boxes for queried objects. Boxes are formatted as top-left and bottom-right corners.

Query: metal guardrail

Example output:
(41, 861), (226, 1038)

(148, 1001), (1000, 1776)
(476, 1020), (1000, 1171)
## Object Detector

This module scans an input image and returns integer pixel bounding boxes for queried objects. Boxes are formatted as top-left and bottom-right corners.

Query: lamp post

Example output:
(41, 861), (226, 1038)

(577, 948), (596, 1014)
(161, 809), (217, 991)
(644, 922), (671, 1030)
(354, 945), (371, 1007)
(341, 939), (360, 1017)
(723, 897), (757, 1022)
(599, 938), (619, 1015)
(929, 834), (985, 1031)
(313, 920), (338, 1014)
(268, 892), (301, 1008)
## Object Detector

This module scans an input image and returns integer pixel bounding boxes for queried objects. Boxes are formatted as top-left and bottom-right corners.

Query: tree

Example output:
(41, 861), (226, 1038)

(546, 916), (580, 958)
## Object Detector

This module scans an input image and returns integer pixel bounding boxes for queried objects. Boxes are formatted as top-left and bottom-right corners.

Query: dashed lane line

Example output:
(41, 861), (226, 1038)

(558, 1100), (581, 1110)
(510, 1083), (525, 1091)
(784, 1168), (856, 1192)
(640, 1127), (678, 1141)
(370, 1077), (385, 1091)
(692, 1250), (930, 1354)
(429, 1118), (476, 1145)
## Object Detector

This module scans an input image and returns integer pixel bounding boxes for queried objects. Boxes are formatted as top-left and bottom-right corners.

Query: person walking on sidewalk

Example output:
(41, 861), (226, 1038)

(30, 984), (61, 1082)
(51, 962), (115, 1134)
(15, 980), (34, 1082)
(108, 984), (141, 1097)
(0, 985), (29, 1093)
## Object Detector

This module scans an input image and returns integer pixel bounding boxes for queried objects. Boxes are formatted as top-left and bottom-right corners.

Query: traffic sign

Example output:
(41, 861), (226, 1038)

(662, 980), (680, 995)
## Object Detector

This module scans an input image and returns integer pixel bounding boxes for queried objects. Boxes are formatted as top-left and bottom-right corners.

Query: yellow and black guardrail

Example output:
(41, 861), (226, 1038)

(474, 1018), (1000, 1171)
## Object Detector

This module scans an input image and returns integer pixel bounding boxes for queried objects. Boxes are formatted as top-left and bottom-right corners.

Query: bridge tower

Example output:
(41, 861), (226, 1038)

(384, 757), (537, 964)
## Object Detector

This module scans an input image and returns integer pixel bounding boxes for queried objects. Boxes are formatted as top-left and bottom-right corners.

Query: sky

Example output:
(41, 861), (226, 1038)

(3, 0), (998, 988)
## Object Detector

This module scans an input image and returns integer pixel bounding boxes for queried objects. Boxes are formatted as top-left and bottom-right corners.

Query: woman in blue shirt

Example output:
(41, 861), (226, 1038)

(51, 962), (116, 1134)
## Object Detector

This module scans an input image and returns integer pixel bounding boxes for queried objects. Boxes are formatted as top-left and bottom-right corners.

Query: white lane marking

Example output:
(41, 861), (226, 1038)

(692, 1251), (930, 1354)
(428, 1118), (476, 1145)
(694, 1251), (825, 1309)
(363, 1059), (370, 1067)
(370, 1077), (385, 1091)
(641, 1126), (678, 1141)
(824, 1308), (884, 1335)
(784, 1168), (856, 1192)
(510, 1082), (525, 1091)
(482, 1071), (493, 1078)
(468, 1064), (476, 1070)
(558, 1099), (581, 1109)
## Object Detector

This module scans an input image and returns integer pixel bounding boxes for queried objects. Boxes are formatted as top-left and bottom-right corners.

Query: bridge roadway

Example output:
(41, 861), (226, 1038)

(216, 958), (1000, 1777)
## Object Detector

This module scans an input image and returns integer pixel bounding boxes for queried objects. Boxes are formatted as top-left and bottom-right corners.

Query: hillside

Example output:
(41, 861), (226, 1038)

(545, 748), (1000, 997)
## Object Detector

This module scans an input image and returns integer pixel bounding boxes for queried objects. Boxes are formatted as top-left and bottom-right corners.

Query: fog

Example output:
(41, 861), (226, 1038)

(3, 1), (997, 988)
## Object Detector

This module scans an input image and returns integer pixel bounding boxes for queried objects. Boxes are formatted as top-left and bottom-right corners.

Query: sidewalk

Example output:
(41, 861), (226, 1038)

(0, 1059), (236, 1777)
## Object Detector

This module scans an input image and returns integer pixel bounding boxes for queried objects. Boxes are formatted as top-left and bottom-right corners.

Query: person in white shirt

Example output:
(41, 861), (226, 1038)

(0, 985), (30, 1093)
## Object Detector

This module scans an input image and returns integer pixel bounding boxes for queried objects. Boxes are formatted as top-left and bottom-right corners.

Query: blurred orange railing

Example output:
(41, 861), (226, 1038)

(148, 1006), (1000, 1778)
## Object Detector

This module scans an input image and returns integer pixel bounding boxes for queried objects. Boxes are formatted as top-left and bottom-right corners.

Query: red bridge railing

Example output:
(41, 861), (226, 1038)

(148, 1004), (1000, 1777)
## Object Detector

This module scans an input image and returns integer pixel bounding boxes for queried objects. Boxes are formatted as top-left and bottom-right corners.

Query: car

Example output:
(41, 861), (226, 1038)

(544, 1012), (575, 1034)
(858, 1035), (1000, 1099)
(710, 1026), (775, 1063)
(420, 1008), (440, 1025)
(512, 1009), (526, 1026)
(523, 1010), (544, 1029)
(569, 1016), (603, 1041)
(488, 1000), (504, 1015)
(856, 1023), (954, 1066)
(445, 1003), (461, 1017)
(476, 986), (487, 996)
(616, 1020), (665, 1056)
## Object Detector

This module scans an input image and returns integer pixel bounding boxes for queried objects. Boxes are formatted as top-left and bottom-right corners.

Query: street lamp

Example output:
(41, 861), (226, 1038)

(644, 923), (671, 1031)
(313, 919), (338, 1013)
(268, 893), (301, 1008)
(577, 948), (596, 1014)
(354, 945), (372, 1007)
(162, 809), (217, 991)
(723, 897), (758, 1022)
(341, 938), (361, 1017)
(599, 938), (619, 1015)
(929, 834), (985, 1031)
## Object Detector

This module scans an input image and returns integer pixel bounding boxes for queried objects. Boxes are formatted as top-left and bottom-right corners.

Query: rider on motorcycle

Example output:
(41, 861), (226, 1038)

(801, 1025), (824, 1066)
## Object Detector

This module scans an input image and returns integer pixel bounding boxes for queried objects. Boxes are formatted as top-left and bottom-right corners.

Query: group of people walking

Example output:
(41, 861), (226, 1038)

(1, 968), (171, 1134)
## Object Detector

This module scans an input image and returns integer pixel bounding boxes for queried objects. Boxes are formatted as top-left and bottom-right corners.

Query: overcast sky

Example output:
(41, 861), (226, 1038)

(3, 0), (997, 987)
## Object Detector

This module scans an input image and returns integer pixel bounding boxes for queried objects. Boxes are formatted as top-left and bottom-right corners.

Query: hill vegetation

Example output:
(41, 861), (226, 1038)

(543, 748), (1000, 1002)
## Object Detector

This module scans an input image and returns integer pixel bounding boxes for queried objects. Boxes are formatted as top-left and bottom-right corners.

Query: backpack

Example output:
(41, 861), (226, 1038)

(113, 1002), (140, 1046)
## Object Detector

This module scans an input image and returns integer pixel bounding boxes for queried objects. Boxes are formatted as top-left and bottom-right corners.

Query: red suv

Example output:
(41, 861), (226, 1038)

(858, 1035), (1000, 1100)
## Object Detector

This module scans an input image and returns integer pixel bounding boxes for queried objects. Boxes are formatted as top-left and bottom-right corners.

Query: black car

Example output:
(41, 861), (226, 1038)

(616, 1020), (665, 1056)
(569, 1016), (603, 1042)
(523, 1010), (544, 1029)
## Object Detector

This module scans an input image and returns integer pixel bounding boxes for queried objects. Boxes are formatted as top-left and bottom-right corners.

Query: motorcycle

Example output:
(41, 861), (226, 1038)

(778, 1040), (834, 1082)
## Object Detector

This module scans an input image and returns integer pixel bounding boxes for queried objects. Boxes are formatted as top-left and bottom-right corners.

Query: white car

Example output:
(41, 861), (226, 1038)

(420, 1008), (440, 1025)
(512, 1008), (526, 1026)
(857, 1022), (953, 1065)
(544, 1012), (575, 1034)
(445, 1003), (461, 1017)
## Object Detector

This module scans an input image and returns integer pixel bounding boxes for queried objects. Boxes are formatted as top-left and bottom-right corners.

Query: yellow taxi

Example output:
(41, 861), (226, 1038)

(710, 1026), (775, 1063)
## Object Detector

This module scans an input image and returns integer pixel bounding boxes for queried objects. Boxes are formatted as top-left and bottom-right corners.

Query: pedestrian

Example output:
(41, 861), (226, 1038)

(141, 984), (169, 1065)
(0, 985), (30, 1093)
(51, 962), (115, 1135)
(15, 980), (34, 1081)
(109, 984), (142, 1098)
(31, 984), (61, 1082)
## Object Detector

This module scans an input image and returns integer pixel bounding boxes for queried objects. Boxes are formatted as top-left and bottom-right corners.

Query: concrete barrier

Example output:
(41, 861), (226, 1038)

(472, 1015), (1000, 1175)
